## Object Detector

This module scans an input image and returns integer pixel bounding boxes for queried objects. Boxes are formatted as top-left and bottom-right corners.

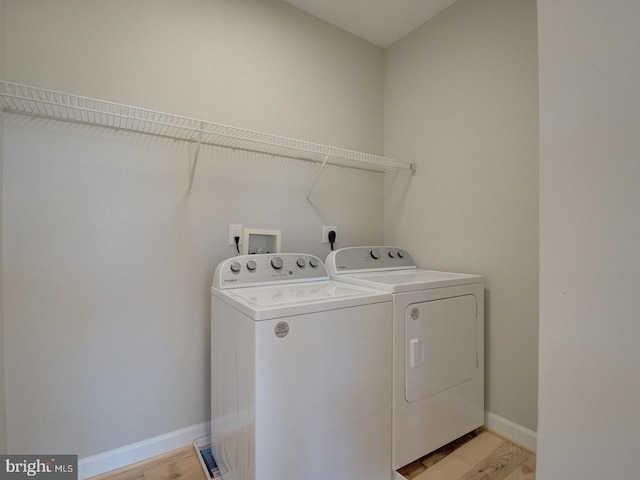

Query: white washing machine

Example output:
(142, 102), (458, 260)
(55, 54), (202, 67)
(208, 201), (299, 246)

(211, 253), (394, 480)
(326, 247), (484, 471)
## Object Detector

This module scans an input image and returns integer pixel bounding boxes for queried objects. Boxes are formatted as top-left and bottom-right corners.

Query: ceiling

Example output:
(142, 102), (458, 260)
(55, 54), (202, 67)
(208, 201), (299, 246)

(282, 0), (459, 48)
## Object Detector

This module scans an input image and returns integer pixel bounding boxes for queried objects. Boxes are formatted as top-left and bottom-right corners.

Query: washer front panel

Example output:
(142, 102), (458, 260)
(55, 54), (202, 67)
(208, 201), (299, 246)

(211, 255), (394, 480)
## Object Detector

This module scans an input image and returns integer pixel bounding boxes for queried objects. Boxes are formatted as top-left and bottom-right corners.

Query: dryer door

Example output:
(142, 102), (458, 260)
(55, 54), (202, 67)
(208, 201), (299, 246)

(405, 294), (478, 403)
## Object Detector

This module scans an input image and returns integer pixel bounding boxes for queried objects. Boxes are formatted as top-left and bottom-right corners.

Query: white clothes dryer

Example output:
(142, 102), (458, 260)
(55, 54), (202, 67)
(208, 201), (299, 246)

(326, 247), (484, 471)
(211, 253), (394, 480)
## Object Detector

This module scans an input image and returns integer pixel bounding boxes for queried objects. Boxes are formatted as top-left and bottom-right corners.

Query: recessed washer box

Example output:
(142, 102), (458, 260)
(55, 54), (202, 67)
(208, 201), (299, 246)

(243, 228), (281, 255)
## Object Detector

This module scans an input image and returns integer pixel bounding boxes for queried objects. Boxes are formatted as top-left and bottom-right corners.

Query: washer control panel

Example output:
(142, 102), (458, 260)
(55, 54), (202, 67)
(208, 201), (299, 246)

(326, 246), (415, 274)
(214, 253), (327, 288)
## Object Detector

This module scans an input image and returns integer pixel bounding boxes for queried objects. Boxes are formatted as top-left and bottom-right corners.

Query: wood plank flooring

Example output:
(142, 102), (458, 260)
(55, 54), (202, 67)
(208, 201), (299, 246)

(88, 446), (202, 480)
(398, 430), (536, 480)
(88, 429), (535, 480)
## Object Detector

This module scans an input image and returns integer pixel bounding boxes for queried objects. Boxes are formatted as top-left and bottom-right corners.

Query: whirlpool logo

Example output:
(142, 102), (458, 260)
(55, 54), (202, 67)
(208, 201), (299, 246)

(2, 455), (77, 480)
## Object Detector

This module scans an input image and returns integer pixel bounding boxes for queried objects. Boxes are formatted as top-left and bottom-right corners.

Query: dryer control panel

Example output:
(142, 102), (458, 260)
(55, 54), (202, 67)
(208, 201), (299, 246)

(213, 253), (328, 289)
(326, 246), (415, 274)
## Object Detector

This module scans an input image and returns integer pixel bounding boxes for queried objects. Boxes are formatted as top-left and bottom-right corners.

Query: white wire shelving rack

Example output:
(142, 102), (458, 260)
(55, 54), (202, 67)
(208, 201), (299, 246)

(0, 81), (416, 195)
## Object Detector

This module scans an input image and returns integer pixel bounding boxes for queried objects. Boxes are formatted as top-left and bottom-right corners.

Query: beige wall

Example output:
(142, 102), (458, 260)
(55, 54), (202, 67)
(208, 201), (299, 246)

(538, 1), (640, 477)
(4, 0), (383, 153)
(0, 0), (7, 455)
(2, 0), (385, 458)
(384, 0), (539, 431)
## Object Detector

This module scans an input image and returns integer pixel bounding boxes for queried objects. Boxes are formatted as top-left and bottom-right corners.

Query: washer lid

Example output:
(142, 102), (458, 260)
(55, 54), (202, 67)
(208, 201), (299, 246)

(330, 269), (483, 293)
(212, 280), (391, 320)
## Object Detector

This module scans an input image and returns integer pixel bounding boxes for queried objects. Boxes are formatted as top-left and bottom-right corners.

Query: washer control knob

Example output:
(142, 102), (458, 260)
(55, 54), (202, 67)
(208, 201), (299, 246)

(271, 257), (284, 270)
(296, 258), (306, 268)
(230, 261), (241, 273)
(397, 250), (404, 258)
(370, 249), (380, 260)
(388, 250), (395, 258)
(246, 260), (257, 271)
(309, 257), (319, 268)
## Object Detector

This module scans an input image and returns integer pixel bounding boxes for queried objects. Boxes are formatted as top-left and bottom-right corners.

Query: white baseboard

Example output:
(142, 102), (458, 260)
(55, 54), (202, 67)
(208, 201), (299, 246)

(77, 422), (211, 479)
(484, 411), (537, 453)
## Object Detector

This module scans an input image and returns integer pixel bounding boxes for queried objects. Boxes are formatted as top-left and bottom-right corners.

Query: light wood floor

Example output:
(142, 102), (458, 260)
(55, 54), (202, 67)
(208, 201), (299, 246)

(88, 429), (535, 480)
(398, 430), (536, 480)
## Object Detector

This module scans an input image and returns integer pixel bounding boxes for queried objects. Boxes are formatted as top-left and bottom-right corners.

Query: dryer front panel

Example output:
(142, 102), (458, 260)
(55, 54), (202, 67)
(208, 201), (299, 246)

(405, 294), (477, 403)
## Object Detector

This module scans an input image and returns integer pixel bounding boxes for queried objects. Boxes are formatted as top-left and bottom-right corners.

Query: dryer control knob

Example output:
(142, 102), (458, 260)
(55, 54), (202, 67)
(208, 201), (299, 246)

(296, 258), (306, 268)
(388, 250), (396, 258)
(309, 258), (319, 268)
(271, 257), (284, 270)
(246, 260), (257, 271)
(230, 261), (241, 273)
(370, 249), (380, 260)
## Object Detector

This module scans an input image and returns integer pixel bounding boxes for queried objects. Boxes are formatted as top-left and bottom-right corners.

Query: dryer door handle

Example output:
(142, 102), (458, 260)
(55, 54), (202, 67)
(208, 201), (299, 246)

(409, 338), (424, 368)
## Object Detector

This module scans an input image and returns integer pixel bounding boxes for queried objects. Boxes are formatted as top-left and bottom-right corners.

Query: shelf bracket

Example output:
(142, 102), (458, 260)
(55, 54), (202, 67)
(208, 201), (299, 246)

(306, 154), (330, 201)
(188, 124), (204, 194)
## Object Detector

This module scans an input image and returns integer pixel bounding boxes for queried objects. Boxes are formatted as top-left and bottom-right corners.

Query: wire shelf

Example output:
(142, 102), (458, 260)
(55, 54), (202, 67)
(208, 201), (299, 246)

(0, 81), (416, 176)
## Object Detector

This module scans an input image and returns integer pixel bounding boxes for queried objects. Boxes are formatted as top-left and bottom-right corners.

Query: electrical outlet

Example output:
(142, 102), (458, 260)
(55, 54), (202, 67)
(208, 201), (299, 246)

(229, 224), (243, 246)
(322, 226), (337, 244)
